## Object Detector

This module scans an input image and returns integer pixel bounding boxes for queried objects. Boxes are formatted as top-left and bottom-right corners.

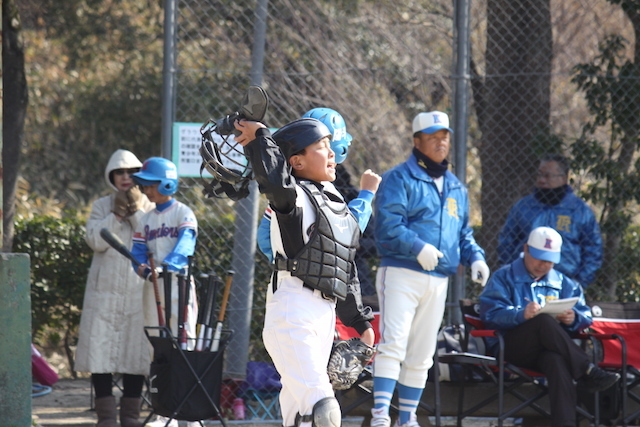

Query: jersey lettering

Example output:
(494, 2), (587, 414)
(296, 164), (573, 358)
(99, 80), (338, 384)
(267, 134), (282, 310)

(145, 223), (180, 241)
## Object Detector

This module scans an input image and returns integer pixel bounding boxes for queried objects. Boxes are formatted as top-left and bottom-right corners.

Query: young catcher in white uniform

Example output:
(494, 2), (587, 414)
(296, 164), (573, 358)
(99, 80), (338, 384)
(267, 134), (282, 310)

(234, 117), (375, 427)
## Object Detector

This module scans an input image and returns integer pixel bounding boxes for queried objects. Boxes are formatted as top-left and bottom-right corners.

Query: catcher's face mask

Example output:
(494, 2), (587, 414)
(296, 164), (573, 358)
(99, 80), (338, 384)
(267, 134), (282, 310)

(199, 85), (269, 200)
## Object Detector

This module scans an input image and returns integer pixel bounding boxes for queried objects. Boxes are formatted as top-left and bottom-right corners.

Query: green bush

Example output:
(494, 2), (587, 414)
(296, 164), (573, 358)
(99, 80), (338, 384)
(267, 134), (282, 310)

(589, 224), (640, 302)
(14, 213), (91, 375)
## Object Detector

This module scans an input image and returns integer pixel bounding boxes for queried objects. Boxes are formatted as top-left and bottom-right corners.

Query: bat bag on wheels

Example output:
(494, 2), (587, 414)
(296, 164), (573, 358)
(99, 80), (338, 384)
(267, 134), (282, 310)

(148, 335), (226, 421)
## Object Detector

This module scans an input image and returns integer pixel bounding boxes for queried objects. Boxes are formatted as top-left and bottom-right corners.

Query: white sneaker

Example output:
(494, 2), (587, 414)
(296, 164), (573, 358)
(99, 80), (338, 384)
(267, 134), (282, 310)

(145, 415), (178, 427)
(393, 413), (420, 427)
(370, 407), (391, 427)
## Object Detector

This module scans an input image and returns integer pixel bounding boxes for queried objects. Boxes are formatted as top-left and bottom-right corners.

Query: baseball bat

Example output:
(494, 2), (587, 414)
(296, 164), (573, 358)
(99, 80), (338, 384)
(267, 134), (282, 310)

(195, 273), (212, 351)
(147, 253), (166, 330)
(100, 228), (140, 267)
(211, 270), (234, 352)
(162, 263), (172, 332)
(183, 257), (192, 348)
(177, 273), (187, 349)
(203, 273), (221, 351)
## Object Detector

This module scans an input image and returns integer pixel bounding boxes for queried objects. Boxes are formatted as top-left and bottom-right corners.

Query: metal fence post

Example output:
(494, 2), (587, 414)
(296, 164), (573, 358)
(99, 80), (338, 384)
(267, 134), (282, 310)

(226, 0), (270, 377)
(161, 0), (177, 159)
(449, 0), (471, 325)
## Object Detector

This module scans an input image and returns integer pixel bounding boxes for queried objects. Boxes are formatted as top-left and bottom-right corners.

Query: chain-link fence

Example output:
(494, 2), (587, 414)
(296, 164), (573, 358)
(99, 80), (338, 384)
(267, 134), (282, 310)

(172, 0), (462, 377)
(150, 0), (640, 377)
(11, 0), (640, 396)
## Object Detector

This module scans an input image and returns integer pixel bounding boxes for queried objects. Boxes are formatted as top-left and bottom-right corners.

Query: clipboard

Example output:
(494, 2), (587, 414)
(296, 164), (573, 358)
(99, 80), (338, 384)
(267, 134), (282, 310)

(538, 297), (579, 315)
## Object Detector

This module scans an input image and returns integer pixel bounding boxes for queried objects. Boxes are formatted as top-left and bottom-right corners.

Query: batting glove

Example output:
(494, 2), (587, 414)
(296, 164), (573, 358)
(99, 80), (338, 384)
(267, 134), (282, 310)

(471, 260), (490, 287)
(417, 243), (444, 271)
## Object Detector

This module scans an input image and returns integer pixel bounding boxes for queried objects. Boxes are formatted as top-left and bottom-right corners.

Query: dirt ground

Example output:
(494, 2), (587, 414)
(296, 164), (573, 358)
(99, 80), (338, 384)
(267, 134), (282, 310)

(32, 378), (97, 425)
(31, 377), (153, 426)
(31, 349), (100, 426)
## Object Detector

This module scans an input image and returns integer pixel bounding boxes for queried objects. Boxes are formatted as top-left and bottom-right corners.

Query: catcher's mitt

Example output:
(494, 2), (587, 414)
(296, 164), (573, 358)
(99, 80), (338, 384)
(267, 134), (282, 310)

(327, 337), (375, 390)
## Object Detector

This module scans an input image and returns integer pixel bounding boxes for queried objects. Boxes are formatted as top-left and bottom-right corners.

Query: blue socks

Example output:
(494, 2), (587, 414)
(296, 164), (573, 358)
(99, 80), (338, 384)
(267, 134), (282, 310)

(373, 377), (396, 412)
(397, 383), (423, 425)
(373, 378), (424, 425)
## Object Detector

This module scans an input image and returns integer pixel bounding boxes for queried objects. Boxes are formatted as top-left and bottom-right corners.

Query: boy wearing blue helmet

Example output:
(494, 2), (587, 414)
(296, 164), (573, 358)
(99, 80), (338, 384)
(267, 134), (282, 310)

(131, 157), (199, 427)
(234, 117), (375, 427)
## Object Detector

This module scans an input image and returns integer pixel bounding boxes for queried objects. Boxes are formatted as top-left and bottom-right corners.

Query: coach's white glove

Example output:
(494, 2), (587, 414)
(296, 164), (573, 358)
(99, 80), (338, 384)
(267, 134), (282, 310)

(417, 243), (444, 271)
(471, 260), (490, 287)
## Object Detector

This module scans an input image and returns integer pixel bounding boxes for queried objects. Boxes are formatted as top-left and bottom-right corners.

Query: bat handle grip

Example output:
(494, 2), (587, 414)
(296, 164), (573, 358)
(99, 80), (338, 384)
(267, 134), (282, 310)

(204, 327), (214, 351)
(195, 327), (206, 352)
(211, 324), (222, 352)
(148, 253), (166, 330)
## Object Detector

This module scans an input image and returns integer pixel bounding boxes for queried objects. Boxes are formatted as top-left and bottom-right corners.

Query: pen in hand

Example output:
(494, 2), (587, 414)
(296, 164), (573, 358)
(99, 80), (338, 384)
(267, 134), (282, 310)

(524, 297), (540, 319)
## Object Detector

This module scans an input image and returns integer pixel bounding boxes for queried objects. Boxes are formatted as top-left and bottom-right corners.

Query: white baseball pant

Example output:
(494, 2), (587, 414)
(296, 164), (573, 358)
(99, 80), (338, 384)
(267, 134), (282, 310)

(373, 266), (448, 388)
(263, 276), (336, 426)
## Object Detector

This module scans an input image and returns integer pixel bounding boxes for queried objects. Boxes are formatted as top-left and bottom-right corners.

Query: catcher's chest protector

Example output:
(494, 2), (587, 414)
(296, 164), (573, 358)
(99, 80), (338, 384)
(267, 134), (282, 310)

(275, 182), (360, 301)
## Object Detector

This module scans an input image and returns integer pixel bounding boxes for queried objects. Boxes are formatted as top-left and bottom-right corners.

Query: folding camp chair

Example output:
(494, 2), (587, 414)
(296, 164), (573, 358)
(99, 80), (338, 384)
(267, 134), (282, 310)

(142, 326), (232, 427)
(583, 301), (640, 426)
(241, 361), (282, 420)
(334, 312), (442, 427)
(438, 299), (596, 427)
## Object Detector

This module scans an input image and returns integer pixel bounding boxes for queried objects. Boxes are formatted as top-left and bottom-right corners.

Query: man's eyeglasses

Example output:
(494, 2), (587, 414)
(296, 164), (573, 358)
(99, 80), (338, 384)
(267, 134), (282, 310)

(536, 172), (565, 180)
(113, 168), (140, 176)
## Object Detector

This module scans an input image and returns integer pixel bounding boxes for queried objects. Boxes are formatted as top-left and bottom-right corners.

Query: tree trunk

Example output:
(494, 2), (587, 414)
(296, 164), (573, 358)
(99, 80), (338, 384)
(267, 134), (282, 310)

(473, 0), (553, 269)
(2, 0), (28, 252)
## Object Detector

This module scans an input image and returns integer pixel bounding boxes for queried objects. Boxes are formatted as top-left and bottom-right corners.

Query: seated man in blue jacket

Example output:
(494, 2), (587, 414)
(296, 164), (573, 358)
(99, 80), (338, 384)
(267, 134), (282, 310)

(480, 226), (619, 427)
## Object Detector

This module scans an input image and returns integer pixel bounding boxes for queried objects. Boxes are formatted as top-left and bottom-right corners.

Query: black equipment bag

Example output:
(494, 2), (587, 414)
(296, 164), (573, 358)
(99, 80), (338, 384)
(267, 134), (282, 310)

(148, 336), (225, 421)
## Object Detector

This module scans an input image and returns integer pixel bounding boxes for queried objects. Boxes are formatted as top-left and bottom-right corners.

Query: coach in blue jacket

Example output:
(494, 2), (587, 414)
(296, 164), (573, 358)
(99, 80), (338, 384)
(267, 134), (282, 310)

(498, 154), (602, 287)
(481, 227), (618, 427)
(370, 111), (489, 427)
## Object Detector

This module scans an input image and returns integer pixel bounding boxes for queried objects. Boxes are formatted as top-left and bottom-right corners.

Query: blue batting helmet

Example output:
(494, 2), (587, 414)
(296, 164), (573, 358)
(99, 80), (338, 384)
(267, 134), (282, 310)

(302, 108), (352, 164)
(133, 157), (179, 196)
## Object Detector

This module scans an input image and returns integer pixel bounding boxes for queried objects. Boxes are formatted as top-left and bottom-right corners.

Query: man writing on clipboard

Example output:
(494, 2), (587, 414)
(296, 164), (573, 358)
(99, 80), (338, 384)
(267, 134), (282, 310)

(479, 226), (619, 427)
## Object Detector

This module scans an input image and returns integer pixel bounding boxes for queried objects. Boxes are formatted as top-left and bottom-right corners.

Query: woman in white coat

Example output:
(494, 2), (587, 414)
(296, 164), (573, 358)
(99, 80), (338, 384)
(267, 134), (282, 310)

(75, 149), (155, 427)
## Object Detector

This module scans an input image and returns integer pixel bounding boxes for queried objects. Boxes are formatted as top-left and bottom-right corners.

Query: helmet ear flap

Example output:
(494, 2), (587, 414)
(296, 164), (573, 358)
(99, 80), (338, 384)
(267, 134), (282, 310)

(160, 180), (178, 196)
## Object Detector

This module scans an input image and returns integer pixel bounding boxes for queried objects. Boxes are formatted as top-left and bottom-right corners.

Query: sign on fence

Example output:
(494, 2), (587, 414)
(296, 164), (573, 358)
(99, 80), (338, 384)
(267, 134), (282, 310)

(172, 122), (208, 178)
